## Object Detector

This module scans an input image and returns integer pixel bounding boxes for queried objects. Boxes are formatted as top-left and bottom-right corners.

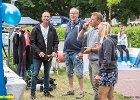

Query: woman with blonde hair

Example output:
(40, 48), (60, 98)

(98, 22), (112, 43)
(95, 22), (118, 100)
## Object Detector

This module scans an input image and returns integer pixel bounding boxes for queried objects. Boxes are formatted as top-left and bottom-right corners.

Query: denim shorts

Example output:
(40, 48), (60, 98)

(99, 71), (118, 86)
(65, 52), (83, 78)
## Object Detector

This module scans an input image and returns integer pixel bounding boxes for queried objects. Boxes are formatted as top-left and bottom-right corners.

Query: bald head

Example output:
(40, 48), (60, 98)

(41, 11), (51, 26)
(42, 11), (50, 18)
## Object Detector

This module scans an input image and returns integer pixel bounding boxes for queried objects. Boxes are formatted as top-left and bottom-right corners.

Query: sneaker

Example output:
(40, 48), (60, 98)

(62, 91), (74, 96)
(127, 61), (131, 66)
(121, 61), (127, 66)
(44, 91), (54, 98)
(76, 92), (84, 99)
(31, 93), (36, 99)
(130, 65), (133, 68)
(130, 64), (137, 68)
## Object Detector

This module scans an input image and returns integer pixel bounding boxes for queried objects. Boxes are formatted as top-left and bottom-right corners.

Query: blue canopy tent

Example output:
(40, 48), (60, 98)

(2, 17), (40, 26)
(19, 17), (40, 25)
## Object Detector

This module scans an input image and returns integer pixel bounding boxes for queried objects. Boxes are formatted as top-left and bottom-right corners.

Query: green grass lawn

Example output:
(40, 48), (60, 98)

(2, 50), (131, 100)
(22, 67), (131, 100)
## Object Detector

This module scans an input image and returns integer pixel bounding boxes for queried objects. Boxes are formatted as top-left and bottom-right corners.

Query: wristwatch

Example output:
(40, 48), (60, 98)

(91, 48), (92, 52)
(82, 27), (87, 31)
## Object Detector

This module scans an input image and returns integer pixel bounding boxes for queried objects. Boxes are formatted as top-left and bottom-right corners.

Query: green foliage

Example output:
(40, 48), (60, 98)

(21, 26), (140, 48)
(21, 26), (66, 41)
(112, 26), (120, 34)
(112, 0), (140, 25)
(56, 27), (66, 41)
(2, 0), (140, 25)
(112, 26), (140, 48)
(2, 49), (17, 72)
(126, 26), (140, 48)
(23, 66), (131, 100)
(16, 0), (35, 7)
(22, 26), (33, 32)
(107, 0), (121, 8)
(55, 26), (140, 48)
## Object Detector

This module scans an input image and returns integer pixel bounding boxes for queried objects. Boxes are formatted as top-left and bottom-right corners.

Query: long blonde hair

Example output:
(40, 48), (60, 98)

(98, 22), (112, 43)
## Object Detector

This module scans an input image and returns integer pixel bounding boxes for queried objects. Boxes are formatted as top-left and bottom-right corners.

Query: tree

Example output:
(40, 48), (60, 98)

(3, 0), (140, 25)
(113, 0), (140, 25)
(107, 0), (121, 23)
(14, 0), (98, 21)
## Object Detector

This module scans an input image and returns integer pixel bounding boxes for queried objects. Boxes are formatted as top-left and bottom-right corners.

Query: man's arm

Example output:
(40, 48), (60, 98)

(77, 22), (89, 41)
(30, 28), (41, 54)
(53, 29), (59, 53)
(83, 43), (99, 54)
(77, 29), (86, 41)
(30, 27), (46, 58)
(63, 24), (70, 53)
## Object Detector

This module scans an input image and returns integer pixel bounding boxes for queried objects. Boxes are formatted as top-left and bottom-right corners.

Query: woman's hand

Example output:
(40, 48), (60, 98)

(94, 75), (101, 81)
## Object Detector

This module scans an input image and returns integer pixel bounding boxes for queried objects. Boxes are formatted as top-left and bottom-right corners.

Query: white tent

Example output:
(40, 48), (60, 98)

(19, 17), (40, 25)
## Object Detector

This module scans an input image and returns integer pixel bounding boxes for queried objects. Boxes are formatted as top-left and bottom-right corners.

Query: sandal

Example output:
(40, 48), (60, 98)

(76, 92), (84, 99)
(62, 91), (74, 96)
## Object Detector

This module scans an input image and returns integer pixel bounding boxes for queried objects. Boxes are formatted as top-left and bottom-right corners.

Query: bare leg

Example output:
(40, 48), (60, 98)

(75, 77), (84, 99)
(69, 76), (74, 91)
(107, 86), (114, 100)
(98, 86), (110, 100)
(78, 77), (83, 93)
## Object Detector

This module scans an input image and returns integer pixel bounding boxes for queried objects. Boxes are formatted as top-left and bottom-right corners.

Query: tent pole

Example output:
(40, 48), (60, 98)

(7, 29), (12, 67)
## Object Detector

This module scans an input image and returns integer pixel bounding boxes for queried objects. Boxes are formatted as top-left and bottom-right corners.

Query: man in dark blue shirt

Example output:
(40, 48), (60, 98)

(63, 7), (85, 99)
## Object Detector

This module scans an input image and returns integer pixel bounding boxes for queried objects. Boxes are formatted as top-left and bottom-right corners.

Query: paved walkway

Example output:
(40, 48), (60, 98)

(115, 68), (140, 100)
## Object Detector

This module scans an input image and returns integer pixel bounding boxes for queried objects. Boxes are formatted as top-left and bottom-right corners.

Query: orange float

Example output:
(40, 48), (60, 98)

(57, 51), (65, 62)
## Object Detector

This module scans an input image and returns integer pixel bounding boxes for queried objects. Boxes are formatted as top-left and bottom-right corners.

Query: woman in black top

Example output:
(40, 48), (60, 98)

(95, 22), (118, 100)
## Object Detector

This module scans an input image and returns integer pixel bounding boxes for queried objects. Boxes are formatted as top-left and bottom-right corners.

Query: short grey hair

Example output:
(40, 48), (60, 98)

(92, 12), (103, 22)
(70, 7), (79, 15)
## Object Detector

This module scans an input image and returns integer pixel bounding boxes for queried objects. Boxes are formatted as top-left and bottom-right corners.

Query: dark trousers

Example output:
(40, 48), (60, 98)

(31, 58), (51, 94)
(117, 45), (130, 61)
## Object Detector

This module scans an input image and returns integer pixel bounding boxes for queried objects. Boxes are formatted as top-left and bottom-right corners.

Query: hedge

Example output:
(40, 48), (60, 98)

(27, 26), (140, 48)
(56, 26), (140, 48)
(55, 27), (66, 41)
(112, 26), (140, 48)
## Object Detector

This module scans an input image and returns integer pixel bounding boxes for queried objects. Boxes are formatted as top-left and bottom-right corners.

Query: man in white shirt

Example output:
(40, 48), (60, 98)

(30, 11), (59, 99)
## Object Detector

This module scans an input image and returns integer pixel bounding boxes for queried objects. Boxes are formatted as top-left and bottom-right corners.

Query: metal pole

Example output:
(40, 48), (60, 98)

(0, 0), (7, 98)
(11, 0), (17, 5)
(7, 29), (12, 67)
(8, 0), (17, 67)
(7, 31), (10, 67)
